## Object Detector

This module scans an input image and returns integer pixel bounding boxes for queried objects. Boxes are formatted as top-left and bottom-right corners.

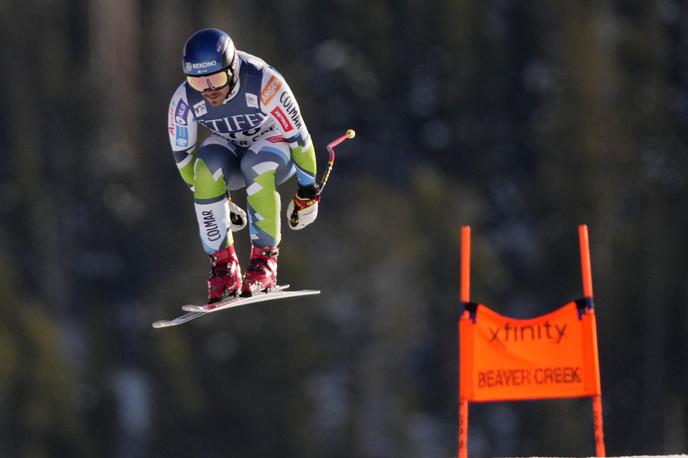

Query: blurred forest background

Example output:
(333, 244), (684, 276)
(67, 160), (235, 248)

(1, 0), (687, 457)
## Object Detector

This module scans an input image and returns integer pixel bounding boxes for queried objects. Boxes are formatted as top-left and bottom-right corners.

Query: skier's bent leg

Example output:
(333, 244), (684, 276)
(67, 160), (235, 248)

(194, 156), (232, 253)
(194, 141), (243, 301)
(239, 144), (294, 295)
(240, 144), (294, 248)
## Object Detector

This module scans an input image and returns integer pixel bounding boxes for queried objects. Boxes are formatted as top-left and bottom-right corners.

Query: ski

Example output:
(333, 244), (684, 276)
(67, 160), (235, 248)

(151, 285), (320, 329)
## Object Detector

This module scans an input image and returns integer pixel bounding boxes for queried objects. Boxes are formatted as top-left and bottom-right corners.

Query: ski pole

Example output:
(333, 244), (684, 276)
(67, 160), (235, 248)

(318, 129), (356, 194)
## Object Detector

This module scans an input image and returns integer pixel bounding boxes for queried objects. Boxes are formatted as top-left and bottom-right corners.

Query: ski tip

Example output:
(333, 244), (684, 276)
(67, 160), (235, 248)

(152, 321), (168, 328)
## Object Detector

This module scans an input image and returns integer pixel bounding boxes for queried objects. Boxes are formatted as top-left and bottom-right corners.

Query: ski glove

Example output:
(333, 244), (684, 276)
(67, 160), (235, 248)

(287, 185), (320, 230)
(228, 197), (247, 232)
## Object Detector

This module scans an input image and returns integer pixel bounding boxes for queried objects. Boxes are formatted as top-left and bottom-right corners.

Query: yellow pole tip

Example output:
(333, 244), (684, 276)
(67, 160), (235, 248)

(346, 129), (356, 139)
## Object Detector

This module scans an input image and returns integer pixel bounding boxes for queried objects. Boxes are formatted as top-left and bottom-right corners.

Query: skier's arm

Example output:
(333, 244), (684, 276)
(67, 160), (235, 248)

(259, 68), (320, 230)
(167, 84), (199, 189)
(259, 68), (317, 188)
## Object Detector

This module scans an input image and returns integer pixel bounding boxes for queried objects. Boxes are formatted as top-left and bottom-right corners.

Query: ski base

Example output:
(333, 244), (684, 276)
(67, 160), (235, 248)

(152, 285), (320, 329)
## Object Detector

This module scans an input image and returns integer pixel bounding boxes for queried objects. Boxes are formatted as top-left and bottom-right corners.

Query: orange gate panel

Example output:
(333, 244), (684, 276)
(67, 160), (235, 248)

(460, 301), (601, 402)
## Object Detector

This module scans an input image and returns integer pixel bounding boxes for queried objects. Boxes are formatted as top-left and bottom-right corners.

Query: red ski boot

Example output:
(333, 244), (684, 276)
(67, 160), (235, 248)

(208, 245), (242, 303)
(241, 246), (279, 296)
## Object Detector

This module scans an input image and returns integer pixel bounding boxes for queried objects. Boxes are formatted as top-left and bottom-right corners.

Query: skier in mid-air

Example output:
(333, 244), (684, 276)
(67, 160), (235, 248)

(167, 28), (320, 301)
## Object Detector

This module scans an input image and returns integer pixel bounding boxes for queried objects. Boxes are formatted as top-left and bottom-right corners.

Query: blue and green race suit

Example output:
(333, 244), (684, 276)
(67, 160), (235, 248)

(167, 51), (317, 253)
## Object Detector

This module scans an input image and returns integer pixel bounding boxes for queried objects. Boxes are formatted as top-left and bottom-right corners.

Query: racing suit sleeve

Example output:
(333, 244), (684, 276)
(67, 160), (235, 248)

(167, 83), (199, 189)
(259, 68), (317, 188)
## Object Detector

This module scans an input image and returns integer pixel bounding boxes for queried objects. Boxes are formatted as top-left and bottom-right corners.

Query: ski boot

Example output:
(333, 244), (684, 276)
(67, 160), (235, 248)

(208, 245), (242, 303)
(241, 246), (279, 297)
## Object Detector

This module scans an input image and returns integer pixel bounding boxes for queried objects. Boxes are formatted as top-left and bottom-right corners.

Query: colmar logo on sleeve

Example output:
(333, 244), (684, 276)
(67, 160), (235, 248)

(279, 92), (302, 130)
(260, 76), (282, 106)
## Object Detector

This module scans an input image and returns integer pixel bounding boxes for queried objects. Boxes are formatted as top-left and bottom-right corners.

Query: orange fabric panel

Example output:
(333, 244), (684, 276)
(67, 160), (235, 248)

(460, 302), (602, 402)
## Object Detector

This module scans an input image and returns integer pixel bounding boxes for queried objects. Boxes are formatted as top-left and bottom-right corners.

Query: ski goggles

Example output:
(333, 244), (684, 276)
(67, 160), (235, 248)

(186, 69), (231, 92)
